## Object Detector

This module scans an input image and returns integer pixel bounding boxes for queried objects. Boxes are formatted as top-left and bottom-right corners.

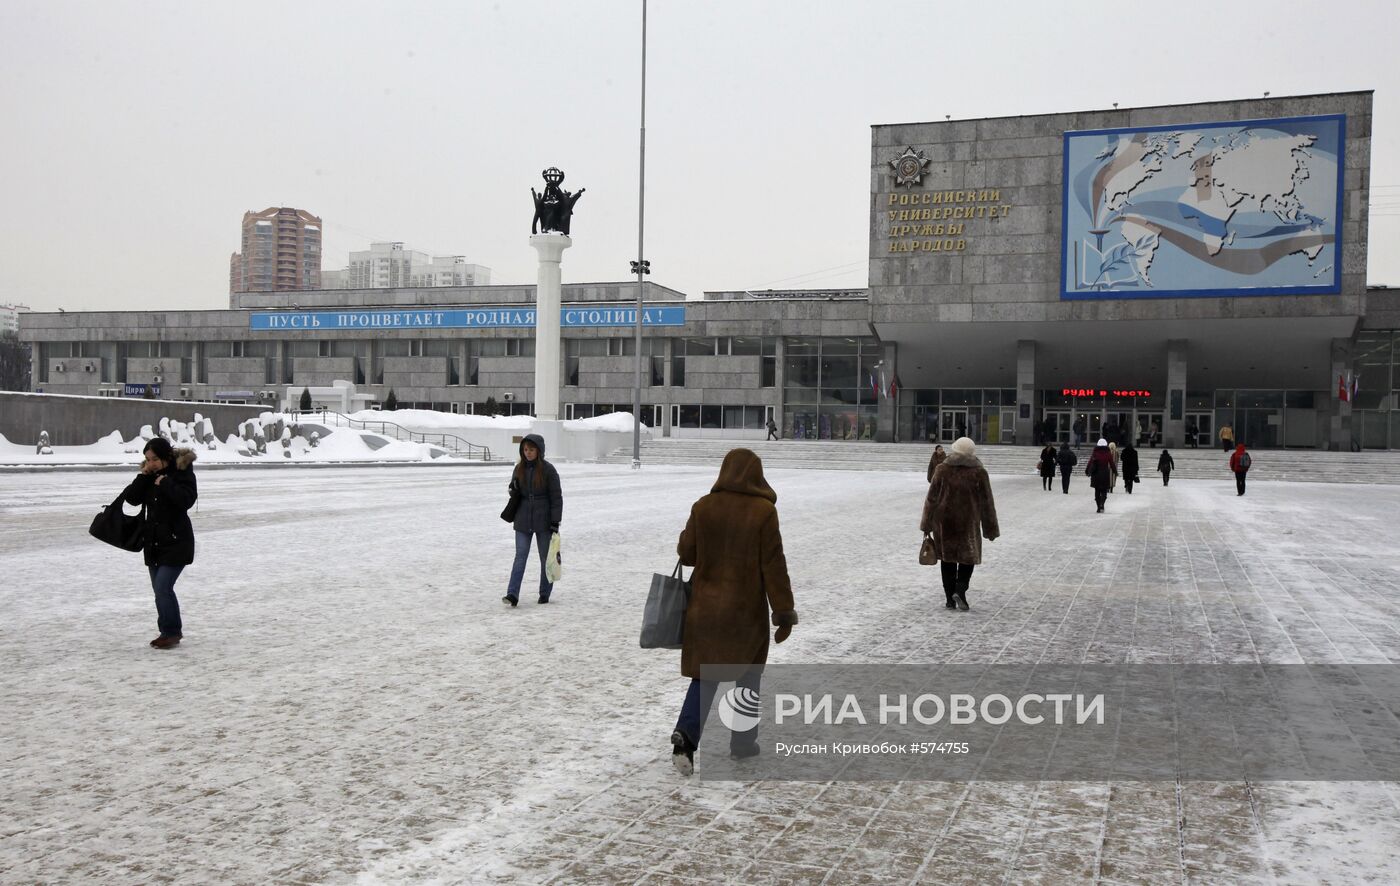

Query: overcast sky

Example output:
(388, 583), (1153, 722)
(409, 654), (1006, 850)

(2, 0), (1396, 314)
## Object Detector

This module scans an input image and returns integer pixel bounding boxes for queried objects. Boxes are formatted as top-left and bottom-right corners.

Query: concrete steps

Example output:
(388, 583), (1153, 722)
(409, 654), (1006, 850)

(598, 439), (1400, 484)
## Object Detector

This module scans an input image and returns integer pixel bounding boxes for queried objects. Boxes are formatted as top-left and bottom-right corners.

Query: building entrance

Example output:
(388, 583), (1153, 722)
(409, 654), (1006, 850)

(939, 408), (968, 443)
(1043, 410), (1072, 444)
(1185, 412), (1212, 448)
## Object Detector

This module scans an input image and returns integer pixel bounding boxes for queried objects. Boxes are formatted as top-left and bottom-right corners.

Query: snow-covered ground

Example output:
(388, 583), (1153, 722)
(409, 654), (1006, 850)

(3, 465), (1400, 884)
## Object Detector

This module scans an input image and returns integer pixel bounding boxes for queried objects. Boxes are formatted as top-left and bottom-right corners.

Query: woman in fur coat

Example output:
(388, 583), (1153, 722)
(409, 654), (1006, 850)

(920, 437), (1000, 611)
(1085, 438), (1116, 513)
(671, 449), (797, 774)
(121, 437), (198, 649)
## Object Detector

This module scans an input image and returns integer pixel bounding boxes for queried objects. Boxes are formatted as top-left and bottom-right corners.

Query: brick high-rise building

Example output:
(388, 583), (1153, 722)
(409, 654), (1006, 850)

(229, 207), (322, 293)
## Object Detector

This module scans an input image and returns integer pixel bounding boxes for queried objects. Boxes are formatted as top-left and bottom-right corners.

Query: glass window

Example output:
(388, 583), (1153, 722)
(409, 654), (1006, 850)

(731, 336), (763, 356)
(785, 337), (817, 355)
(723, 405), (746, 428)
(761, 356), (776, 388)
(823, 337), (858, 355)
(421, 340), (452, 357)
(700, 405), (721, 428)
(677, 405), (700, 428)
(382, 340), (411, 357)
(1284, 391), (1315, 409)
(478, 339), (506, 357)
(822, 355), (859, 390)
(685, 337), (716, 356)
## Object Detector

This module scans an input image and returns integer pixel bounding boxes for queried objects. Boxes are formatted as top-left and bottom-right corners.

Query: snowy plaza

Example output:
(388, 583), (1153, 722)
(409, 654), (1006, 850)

(4, 459), (1400, 884)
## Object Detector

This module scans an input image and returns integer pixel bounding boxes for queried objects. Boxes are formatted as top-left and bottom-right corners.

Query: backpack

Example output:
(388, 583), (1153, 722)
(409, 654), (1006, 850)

(1238, 452), (1252, 470)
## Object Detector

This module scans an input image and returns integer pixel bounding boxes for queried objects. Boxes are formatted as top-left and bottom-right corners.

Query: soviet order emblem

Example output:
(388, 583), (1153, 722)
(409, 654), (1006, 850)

(890, 146), (930, 189)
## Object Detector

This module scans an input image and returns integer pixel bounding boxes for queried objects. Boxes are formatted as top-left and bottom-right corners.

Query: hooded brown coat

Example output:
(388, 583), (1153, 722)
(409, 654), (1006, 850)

(677, 449), (795, 679)
(919, 451), (1000, 565)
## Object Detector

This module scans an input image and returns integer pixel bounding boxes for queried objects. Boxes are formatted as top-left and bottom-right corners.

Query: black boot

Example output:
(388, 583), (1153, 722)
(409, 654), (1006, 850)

(671, 729), (696, 776)
(502, 595), (518, 607)
(954, 581), (970, 611)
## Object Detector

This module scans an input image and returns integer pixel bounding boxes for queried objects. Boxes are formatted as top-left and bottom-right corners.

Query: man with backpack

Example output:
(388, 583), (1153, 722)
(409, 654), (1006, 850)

(1229, 443), (1252, 496)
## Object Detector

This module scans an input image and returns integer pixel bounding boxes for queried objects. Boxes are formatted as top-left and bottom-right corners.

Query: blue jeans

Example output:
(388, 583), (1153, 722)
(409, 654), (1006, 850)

(148, 564), (184, 637)
(507, 529), (554, 601)
(675, 670), (762, 751)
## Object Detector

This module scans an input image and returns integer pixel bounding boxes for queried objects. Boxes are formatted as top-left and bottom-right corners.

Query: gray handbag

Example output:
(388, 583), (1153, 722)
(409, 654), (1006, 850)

(640, 560), (690, 649)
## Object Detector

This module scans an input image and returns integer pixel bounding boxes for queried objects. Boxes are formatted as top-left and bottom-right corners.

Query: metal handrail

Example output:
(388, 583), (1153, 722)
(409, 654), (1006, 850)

(297, 409), (492, 461)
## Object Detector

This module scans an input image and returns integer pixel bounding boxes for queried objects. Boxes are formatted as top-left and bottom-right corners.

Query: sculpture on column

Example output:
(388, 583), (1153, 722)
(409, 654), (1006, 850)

(531, 167), (586, 235)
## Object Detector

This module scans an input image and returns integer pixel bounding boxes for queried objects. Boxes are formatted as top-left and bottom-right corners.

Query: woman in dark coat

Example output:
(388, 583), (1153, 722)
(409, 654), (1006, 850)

(1120, 442), (1140, 494)
(926, 444), (947, 484)
(672, 449), (796, 774)
(920, 437), (1000, 611)
(1157, 449), (1175, 486)
(121, 437), (198, 649)
(503, 433), (563, 606)
(1085, 438), (1116, 513)
(1038, 444), (1057, 491)
(1056, 442), (1077, 494)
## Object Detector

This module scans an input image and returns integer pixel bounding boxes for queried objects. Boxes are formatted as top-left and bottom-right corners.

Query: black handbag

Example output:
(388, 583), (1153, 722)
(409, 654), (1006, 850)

(89, 492), (145, 552)
(500, 479), (521, 523)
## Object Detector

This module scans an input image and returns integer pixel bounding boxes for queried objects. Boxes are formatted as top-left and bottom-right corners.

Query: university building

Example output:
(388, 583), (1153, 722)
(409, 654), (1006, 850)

(20, 91), (1400, 448)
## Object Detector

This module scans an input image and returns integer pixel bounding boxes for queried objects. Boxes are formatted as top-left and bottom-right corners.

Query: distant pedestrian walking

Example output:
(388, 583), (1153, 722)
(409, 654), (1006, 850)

(1149, 420), (1161, 447)
(1056, 442), (1077, 494)
(1072, 417), (1087, 448)
(921, 437), (1000, 611)
(1108, 442), (1120, 493)
(1085, 438), (1116, 513)
(503, 433), (563, 606)
(765, 417), (779, 440)
(926, 444), (947, 484)
(1186, 420), (1199, 448)
(1121, 441), (1139, 494)
(1229, 443), (1251, 496)
(1038, 444), (1057, 491)
(1220, 423), (1234, 452)
(121, 437), (199, 649)
(670, 449), (796, 775)
(1157, 449), (1175, 486)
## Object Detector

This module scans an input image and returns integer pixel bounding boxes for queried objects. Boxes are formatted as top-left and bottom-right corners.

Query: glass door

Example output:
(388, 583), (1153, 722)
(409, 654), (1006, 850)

(1185, 412), (1211, 448)
(940, 408), (968, 443)
(1044, 410), (1071, 444)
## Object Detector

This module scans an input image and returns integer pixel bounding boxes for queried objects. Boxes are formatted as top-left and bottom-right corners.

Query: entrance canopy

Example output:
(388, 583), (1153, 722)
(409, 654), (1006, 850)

(875, 315), (1360, 393)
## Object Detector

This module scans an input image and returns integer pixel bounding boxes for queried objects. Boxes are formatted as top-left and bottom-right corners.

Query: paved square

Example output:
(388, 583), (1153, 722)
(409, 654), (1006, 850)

(3, 464), (1399, 884)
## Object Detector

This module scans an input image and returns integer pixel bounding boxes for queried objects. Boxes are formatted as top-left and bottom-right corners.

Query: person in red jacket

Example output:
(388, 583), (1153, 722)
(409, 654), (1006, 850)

(1229, 443), (1252, 496)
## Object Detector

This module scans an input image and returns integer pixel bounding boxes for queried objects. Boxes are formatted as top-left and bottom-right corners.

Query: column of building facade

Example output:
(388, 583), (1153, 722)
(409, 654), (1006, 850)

(1015, 340), (1036, 445)
(1166, 340), (1188, 449)
(877, 342), (897, 442)
(772, 336), (787, 437)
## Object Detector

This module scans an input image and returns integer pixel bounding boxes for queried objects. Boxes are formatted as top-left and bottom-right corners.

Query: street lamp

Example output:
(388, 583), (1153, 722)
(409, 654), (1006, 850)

(630, 0), (648, 470)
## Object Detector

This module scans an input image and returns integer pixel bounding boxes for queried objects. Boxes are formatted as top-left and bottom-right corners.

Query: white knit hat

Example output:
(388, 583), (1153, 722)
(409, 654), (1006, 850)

(1097, 438), (1109, 447)
(951, 436), (975, 456)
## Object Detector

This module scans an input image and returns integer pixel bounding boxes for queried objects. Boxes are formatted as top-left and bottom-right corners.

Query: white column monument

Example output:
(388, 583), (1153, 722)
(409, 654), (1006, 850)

(529, 233), (570, 455)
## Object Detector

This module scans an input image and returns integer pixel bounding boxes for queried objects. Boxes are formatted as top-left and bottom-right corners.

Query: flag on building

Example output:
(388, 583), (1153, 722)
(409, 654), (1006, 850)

(870, 371), (880, 399)
(1350, 371), (1360, 402)
(1338, 372), (1349, 402)
(878, 367), (888, 400)
(888, 374), (900, 398)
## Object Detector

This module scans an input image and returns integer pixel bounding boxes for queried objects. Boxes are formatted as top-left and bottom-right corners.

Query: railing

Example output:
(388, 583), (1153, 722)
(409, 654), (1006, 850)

(297, 409), (492, 461)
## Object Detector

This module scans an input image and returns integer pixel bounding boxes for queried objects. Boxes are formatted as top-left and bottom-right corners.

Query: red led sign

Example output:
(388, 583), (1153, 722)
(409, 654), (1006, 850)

(1061, 388), (1152, 398)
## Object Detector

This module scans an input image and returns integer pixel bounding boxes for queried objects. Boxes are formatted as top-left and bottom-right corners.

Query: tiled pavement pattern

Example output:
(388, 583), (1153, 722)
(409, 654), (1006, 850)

(3, 465), (1399, 884)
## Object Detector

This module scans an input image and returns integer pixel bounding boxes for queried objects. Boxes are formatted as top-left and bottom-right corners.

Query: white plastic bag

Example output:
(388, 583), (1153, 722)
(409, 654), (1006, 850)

(545, 532), (563, 583)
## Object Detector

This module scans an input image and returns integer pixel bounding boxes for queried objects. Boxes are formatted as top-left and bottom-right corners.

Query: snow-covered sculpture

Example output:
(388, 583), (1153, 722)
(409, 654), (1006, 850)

(35, 430), (53, 456)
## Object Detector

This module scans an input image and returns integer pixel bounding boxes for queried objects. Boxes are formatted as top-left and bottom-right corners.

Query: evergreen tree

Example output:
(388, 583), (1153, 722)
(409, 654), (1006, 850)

(299, 386), (312, 412)
(384, 389), (399, 411)
(484, 396), (499, 416)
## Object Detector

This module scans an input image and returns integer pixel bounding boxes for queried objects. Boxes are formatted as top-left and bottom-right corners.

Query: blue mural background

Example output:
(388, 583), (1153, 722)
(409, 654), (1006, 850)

(1061, 114), (1344, 300)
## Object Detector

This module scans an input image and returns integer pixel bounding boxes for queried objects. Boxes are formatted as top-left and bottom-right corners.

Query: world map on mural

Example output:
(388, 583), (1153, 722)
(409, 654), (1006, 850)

(1062, 115), (1343, 299)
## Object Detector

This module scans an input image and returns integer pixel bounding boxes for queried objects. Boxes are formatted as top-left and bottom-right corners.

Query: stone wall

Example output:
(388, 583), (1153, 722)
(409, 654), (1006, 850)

(0, 393), (269, 447)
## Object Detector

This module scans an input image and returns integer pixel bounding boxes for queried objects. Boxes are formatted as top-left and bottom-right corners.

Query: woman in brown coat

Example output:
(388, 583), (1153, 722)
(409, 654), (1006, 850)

(671, 448), (797, 775)
(926, 444), (947, 483)
(920, 437), (1000, 611)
